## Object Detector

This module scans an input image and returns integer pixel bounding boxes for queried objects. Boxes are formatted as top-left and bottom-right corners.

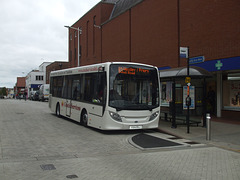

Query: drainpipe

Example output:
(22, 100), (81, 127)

(177, 0), (180, 67)
(129, 9), (132, 62)
(216, 72), (222, 117)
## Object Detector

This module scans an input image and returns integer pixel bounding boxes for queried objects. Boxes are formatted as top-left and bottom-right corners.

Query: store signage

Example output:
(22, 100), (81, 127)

(189, 56), (205, 64)
(215, 60), (223, 70)
(191, 56), (240, 72)
(180, 47), (189, 58)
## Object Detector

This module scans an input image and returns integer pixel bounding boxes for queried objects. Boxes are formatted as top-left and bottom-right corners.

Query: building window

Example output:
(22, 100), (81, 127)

(79, 27), (82, 58)
(74, 48), (77, 65)
(36, 76), (43, 81)
(86, 21), (89, 57)
(223, 73), (240, 110)
(93, 16), (96, 55)
(70, 50), (72, 62)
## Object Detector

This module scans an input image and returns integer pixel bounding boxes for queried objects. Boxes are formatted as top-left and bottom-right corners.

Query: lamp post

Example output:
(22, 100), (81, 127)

(64, 26), (82, 67)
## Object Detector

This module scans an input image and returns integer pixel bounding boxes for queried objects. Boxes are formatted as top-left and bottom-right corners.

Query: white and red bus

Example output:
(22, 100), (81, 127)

(49, 62), (160, 130)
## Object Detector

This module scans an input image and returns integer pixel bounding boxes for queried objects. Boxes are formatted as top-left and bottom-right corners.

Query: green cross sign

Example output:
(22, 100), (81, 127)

(215, 60), (223, 70)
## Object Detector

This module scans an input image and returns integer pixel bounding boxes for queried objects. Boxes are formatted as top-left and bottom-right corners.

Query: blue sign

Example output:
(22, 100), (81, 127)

(189, 56), (205, 65)
(158, 66), (171, 71)
(31, 84), (41, 89)
(191, 56), (240, 72)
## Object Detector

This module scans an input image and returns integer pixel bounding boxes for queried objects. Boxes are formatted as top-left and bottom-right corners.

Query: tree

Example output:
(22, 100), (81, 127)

(0, 87), (7, 96)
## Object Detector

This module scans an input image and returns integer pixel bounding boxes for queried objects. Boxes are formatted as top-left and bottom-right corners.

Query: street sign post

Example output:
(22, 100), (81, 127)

(180, 47), (191, 133)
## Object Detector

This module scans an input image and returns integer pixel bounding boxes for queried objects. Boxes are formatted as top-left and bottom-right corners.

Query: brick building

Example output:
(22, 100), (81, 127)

(64, 0), (240, 118)
(15, 77), (26, 98)
(46, 61), (69, 84)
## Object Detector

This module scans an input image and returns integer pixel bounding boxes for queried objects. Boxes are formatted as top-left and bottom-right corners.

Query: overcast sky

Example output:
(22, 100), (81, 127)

(0, 0), (100, 88)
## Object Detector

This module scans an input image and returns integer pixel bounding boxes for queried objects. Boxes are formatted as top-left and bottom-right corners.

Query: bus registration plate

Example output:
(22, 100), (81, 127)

(129, 125), (142, 129)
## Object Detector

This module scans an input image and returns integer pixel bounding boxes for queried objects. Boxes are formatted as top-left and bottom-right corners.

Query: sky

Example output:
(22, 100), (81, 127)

(0, 0), (100, 88)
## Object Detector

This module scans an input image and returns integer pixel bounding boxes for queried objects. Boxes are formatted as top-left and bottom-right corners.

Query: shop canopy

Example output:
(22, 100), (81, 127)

(159, 66), (212, 79)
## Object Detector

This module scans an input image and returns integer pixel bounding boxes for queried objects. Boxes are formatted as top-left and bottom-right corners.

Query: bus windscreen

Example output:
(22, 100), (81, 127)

(109, 64), (159, 111)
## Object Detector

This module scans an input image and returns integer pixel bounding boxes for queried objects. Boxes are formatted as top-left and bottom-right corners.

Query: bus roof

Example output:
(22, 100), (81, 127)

(50, 62), (157, 77)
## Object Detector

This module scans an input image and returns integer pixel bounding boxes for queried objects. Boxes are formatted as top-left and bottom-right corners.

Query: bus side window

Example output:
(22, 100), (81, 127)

(80, 75), (85, 101)
(92, 72), (106, 104)
(72, 76), (80, 100)
(62, 77), (68, 99)
(84, 75), (92, 102)
(52, 77), (58, 97)
(57, 77), (63, 98)
(98, 72), (106, 104)
(72, 82), (78, 100)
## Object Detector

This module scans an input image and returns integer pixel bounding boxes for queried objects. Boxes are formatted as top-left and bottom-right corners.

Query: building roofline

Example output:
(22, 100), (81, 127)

(102, 0), (144, 26)
(110, 0), (143, 19)
(71, 0), (117, 27)
(39, 62), (52, 67)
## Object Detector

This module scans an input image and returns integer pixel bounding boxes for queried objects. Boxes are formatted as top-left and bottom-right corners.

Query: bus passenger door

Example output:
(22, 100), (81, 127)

(85, 72), (106, 127)
(66, 99), (71, 117)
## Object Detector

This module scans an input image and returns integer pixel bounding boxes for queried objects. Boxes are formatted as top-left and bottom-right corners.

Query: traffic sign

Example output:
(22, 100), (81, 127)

(180, 47), (189, 58)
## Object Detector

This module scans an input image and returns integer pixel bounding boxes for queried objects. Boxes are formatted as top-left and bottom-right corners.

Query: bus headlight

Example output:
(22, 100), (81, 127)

(149, 111), (159, 121)
(109, 111), (122, 122)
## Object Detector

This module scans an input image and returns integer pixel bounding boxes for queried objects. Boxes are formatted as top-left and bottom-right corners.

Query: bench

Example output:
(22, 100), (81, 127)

(174, 115), (201, 126)
(160, 111), (201, 126)
(160, 111), (171, 121)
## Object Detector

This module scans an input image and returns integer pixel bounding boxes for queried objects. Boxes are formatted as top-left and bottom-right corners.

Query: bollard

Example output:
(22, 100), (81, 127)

(206, 113), (211, 140)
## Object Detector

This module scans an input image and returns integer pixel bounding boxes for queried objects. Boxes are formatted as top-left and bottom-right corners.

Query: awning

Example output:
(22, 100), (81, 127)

(160, 66), (212, 79)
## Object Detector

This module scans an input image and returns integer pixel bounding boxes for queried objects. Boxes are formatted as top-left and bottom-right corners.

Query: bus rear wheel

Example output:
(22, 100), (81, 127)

(81, 110), (88, 127)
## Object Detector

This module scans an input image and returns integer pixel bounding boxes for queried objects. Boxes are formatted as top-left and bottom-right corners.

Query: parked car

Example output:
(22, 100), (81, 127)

(39, 84), (49, 101)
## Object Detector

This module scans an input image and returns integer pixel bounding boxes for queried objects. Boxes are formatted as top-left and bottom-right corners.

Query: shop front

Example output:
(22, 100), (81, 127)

(193, 56), (240, 119)
(222, 72), (240, 118)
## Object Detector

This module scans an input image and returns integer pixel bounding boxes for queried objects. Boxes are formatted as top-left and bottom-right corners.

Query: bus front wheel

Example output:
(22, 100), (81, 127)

(81, 110), (88, 127)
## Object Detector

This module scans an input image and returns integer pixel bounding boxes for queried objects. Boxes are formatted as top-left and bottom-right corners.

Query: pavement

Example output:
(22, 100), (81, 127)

(158, 116), (240, 153)
(1, 99), (240, 179)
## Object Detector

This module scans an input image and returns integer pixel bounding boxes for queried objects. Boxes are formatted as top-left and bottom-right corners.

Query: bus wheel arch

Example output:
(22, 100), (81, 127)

(56, 103), (61, 117)
(80, 109), (88, 126)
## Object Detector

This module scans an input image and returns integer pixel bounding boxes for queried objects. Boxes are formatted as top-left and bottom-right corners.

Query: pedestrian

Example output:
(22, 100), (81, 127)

(24, 91), (27, 101)
(207, 86), (215, 115)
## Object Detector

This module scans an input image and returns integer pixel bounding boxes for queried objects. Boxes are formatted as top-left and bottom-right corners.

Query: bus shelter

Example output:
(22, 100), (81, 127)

(159, 66), (212, 129)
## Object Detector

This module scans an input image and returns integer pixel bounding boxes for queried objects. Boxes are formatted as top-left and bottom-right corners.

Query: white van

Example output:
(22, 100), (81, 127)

(39, 84), (50, 101)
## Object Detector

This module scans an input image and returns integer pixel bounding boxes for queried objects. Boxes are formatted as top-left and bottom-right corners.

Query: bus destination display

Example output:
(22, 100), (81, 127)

(118, 67), (149, 75)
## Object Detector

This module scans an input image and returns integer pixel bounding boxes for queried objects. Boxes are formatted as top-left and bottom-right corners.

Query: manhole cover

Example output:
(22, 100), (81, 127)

(66, 174), (79, 179)
(40, 164), (56, 171)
